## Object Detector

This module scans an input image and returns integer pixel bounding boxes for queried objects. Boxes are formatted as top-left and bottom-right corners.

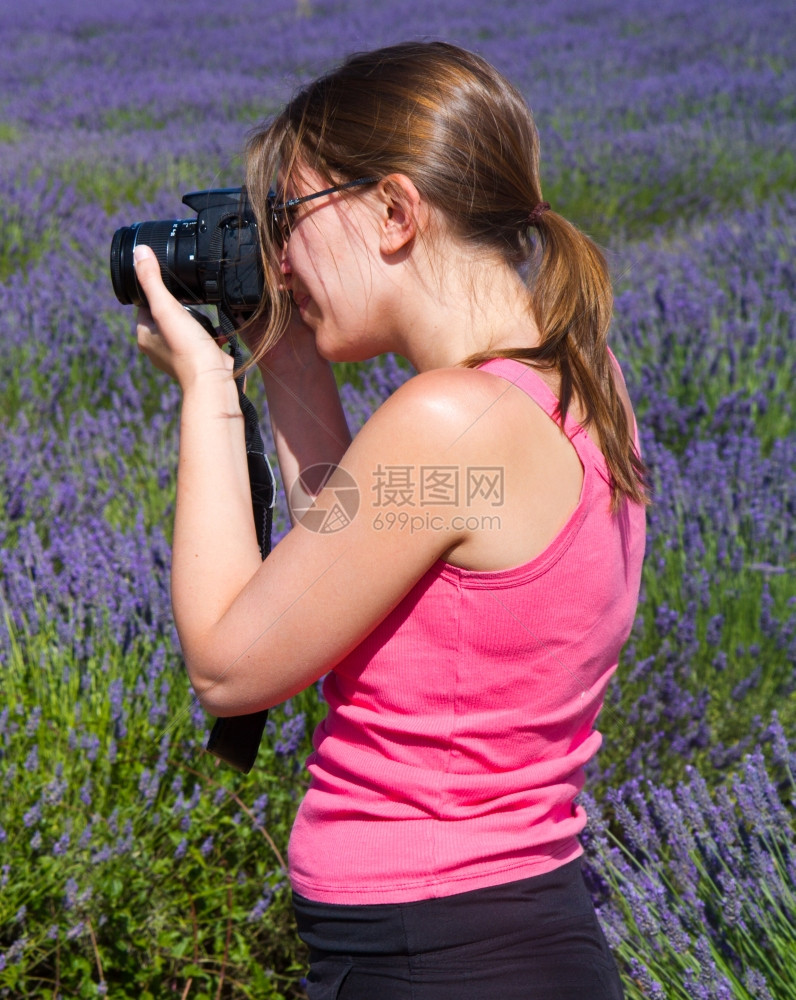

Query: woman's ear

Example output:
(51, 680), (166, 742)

(376, 174), (425, 256)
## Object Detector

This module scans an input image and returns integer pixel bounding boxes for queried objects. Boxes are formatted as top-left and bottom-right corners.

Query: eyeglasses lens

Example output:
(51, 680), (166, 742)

(270, 207), (290, 248)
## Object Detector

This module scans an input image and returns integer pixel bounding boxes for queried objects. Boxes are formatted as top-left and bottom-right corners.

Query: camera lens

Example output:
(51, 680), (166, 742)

(110, 224), (141, 305)
(110, 218), (199, 307)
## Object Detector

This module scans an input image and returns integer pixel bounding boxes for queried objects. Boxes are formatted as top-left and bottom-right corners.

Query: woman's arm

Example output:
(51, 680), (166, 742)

(133, 245), (475, 715)
(174, 366), (492, 717)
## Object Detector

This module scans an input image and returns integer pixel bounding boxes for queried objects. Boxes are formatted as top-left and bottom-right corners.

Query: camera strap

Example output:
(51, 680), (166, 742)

(226, 325), (275, 561)
(204, 307), (276, 772)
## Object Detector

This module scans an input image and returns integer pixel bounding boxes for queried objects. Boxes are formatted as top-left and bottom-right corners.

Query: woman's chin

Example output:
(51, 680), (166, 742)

(315, 338), (370, 365)
(313, 338), (340, 362)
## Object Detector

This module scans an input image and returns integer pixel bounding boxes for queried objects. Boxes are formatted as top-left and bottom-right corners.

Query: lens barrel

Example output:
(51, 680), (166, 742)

(110, 224), (143, 305)
(110, 218), (200, 307)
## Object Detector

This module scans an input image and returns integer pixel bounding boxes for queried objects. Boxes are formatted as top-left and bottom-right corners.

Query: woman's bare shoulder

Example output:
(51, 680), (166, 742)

(363, 365), (521, 443)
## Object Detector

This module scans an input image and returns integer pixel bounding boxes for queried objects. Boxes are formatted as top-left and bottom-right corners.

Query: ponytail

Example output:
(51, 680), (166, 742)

(464, 210), (648, 511)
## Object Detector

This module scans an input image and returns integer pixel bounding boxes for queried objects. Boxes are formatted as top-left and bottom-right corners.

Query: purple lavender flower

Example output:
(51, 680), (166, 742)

(274, 713), (306, 757)
(22, 804), (41, 828)
(52, 832), (70, 857)
(247, 891), (274, 922)
(79, 780), (92, 807)
(744, 968), (775, 1000)
(63, 878), (79, 911)
(23, 745), (39, 772)
(66, 922), (85, 942)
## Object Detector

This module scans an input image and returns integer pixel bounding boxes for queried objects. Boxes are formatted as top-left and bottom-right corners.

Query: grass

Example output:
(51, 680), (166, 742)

(544, 138), (796, 244)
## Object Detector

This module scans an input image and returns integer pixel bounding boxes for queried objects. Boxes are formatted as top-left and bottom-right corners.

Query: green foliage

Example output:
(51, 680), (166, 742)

(0, 122), (23, 142)
(1, 611), (326, 997)
(65, 155), (240, 218)
(602, 557), (796, 789)
(545, 133), (796, 244)
(0, 205), (63, 283)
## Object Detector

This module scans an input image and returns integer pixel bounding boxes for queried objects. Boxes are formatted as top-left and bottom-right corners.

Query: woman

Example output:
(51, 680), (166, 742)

(135, 41), (646, 1000)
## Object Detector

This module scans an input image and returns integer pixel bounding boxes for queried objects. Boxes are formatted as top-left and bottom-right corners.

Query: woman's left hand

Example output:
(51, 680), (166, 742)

(134, 244), (234, 389)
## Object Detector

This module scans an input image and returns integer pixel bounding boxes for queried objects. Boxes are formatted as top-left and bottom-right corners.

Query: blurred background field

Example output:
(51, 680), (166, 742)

(0, 1), (794, 997)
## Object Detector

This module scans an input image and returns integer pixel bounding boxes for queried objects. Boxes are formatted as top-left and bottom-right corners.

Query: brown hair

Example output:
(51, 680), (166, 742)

(244, 41), (648, 508)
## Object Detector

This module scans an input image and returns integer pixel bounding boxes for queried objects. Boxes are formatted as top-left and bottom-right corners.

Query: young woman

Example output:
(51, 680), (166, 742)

(135, 41), (647, 1000)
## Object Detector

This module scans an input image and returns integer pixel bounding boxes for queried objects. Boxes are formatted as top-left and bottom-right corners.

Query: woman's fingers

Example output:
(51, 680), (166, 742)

(133, 245), (233, 384)
(133, 245), (219, 349)
(133, 244), (196, 353)
(133, 244), (184, 328)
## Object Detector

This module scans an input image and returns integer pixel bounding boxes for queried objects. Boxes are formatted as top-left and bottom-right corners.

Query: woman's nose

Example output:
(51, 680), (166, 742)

(279, 247), (293, 292)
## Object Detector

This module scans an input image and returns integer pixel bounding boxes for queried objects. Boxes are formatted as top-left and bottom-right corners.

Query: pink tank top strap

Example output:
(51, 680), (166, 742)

(476, 356), (611, 482)
(476, 357), (586, 440)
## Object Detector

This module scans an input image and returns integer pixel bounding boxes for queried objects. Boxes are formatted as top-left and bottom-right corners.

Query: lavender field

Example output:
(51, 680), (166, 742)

(1, 1), (794, 997)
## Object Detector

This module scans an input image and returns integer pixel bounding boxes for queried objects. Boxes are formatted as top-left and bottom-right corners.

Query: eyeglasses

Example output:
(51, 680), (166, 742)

(269, 176), (380, 247)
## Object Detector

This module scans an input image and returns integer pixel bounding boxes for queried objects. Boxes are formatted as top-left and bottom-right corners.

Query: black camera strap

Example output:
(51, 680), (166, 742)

(204, 306), (276, 773)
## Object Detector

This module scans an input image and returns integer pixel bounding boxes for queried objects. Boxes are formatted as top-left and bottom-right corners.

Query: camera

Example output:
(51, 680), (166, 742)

(110, 187), (264, 315)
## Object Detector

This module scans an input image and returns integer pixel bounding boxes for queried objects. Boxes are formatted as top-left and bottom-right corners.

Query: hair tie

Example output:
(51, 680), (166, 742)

(527, 201), (551, 227)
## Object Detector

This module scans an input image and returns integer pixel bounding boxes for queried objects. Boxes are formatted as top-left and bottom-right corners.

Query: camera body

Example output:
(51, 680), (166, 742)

(110, 188), (264, 315)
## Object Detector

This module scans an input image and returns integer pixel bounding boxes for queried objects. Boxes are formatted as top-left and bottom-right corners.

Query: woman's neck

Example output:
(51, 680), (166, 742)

(394, 254), (541, 372)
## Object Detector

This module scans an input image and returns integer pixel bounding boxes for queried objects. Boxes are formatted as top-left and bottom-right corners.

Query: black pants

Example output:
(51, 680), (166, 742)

(293, 859), (624, 1000)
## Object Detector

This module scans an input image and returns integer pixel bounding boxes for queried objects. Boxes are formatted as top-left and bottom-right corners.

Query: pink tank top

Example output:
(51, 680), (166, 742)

(288, 357), (646, 903)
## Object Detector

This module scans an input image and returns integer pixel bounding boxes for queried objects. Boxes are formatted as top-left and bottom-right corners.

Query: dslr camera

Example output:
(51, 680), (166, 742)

(110, 187), (264, 315)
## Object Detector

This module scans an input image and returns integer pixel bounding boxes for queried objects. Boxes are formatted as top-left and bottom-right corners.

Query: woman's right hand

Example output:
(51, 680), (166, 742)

(134, 245), (235, 391)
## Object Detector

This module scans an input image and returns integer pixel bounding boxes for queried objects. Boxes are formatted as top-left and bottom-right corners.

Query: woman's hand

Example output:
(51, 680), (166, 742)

(239, 300), (321, 378)
(134, 244), (234, 389)
(237, 299), (353, 524)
